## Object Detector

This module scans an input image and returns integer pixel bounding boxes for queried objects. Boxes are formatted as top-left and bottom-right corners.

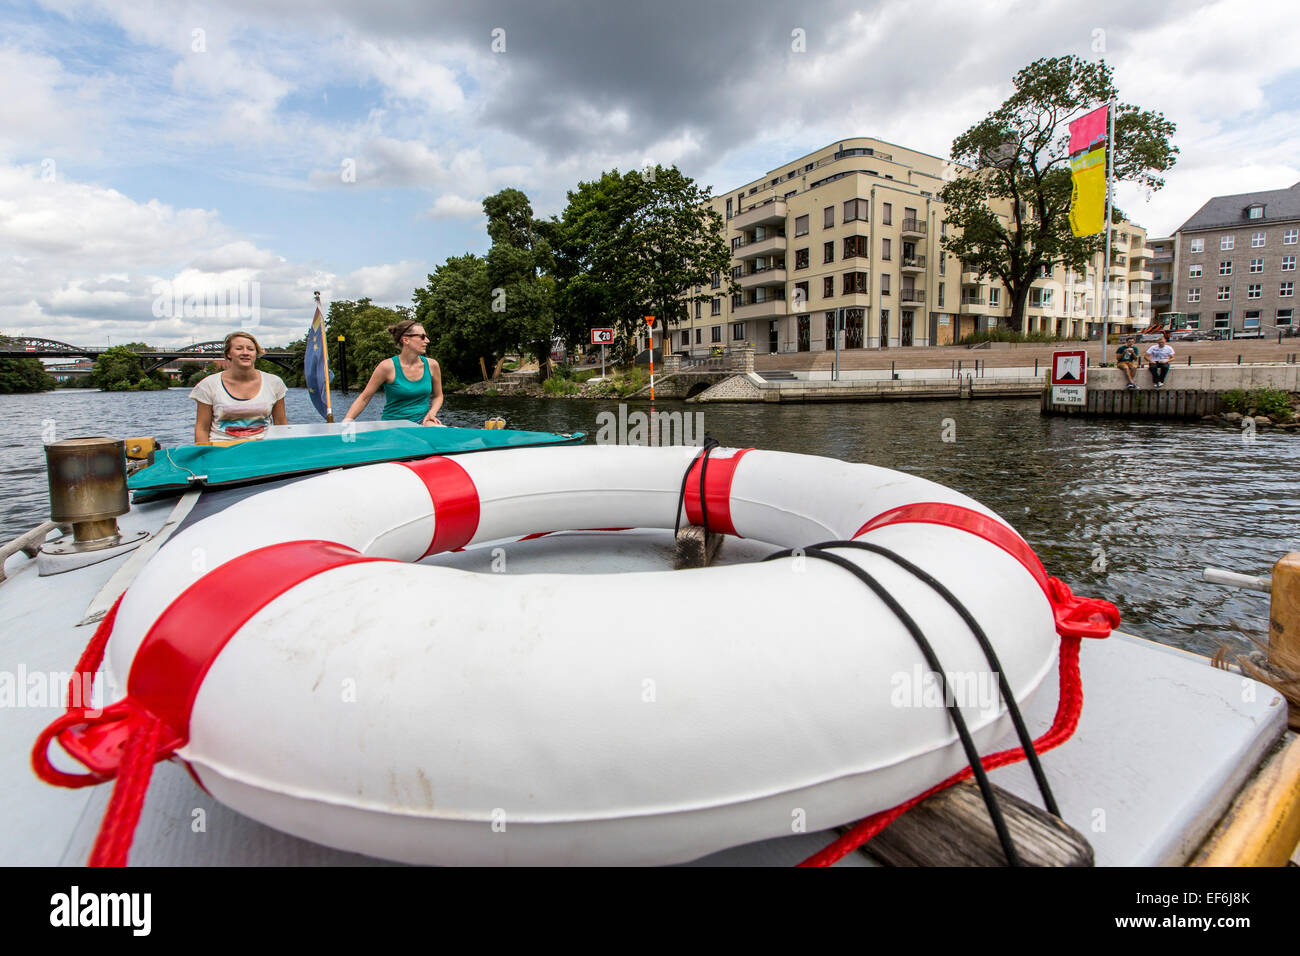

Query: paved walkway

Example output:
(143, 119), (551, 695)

(754, 338), (1300, 372)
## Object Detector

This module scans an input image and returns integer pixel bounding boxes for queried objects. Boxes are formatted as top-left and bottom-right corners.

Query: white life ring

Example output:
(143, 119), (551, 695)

(42, 444), (1114, 865)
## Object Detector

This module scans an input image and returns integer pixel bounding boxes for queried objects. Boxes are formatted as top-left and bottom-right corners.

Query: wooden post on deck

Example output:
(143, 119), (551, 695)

(1269, 552), (1300, 730)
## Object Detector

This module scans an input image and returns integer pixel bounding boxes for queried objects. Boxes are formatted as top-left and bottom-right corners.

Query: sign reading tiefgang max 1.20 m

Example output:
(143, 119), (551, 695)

(1051, 349), (1087, 406)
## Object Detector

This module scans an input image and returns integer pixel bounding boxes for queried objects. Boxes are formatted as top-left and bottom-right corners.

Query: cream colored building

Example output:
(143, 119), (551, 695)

(656, 137), (1152, 356)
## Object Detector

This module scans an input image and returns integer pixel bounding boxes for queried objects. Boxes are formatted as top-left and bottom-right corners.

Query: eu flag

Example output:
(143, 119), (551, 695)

(304, 303), (333, 421)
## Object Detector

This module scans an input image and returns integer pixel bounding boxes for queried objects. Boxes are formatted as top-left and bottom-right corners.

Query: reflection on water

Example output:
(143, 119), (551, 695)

(2, 387), (1296, 656)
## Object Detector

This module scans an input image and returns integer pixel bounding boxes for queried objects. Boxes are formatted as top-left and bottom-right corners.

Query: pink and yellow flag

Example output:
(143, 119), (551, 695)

(1067, 105), (1109, 237)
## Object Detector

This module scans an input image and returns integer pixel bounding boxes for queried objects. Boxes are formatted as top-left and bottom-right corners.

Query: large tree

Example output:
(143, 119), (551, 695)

(482, 188), (556, 381)
(940, 56), (1177, 332)
(549, 166), (736, 362)
(413, 254), (494, 385)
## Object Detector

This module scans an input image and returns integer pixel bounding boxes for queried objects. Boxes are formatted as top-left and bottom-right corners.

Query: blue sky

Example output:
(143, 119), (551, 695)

(1, 0), (1297, 346)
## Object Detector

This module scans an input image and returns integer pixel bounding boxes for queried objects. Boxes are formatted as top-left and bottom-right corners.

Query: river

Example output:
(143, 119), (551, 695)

(2, 386), (1297, 658)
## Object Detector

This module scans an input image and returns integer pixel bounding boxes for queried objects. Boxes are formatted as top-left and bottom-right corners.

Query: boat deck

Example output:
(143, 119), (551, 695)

(1, 504), (1289, 866)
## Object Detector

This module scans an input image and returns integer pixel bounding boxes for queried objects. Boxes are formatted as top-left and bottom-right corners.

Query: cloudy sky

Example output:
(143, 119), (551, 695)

(3, 0), (1298, 347)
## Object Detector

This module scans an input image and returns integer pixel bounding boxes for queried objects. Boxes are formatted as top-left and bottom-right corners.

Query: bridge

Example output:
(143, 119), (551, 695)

(0, 337), (296, 373)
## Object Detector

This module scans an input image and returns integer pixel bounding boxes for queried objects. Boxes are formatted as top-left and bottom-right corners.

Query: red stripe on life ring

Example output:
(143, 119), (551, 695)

(51, 540), (388, 780)
(402, 457), (481, 556)
(684, 448), (754, 537)
(853, 502), (1050, 594)
(853, 501), (1118, 640)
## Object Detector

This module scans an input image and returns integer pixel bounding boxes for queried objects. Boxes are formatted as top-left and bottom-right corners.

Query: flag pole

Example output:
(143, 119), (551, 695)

(315, 291), (334, 423)
(1099, 99), (1115, 369)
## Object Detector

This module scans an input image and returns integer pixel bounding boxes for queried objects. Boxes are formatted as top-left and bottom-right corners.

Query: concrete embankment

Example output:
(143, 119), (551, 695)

(1041, 364), (1300, 420)
(690, 370), (1045, 403)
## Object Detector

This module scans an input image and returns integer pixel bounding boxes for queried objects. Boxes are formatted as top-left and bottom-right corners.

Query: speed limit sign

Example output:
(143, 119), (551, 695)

(590, 328), (614, 344)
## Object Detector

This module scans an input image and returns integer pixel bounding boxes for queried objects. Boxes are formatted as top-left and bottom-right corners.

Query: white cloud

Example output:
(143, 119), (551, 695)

(428, 194), (483, 219)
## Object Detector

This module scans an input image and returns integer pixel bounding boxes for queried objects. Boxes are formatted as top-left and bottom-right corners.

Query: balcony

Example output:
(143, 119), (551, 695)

(1133, 269), (1154, 281)
(959, 266), (982, 283)
(733, 234), (787, 259)
(737, 267), (787, 289)
(900, 288), (925, 304)
(1131, 246), (1155, 259)
(900, 218), (926, 238)
(959, 297), (986, 313)
(733, 298), (787, 320)
(732, 200), (787, 231)
(899, 255), (926, 273)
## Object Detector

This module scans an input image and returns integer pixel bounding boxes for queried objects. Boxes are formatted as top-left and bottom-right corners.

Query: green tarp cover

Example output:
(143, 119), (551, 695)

(128, 426), (585, 498)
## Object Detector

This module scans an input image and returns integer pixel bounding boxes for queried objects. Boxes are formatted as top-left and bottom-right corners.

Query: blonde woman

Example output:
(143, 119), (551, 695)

(191, 331), (288, 443)
(342, 319), (444, 425)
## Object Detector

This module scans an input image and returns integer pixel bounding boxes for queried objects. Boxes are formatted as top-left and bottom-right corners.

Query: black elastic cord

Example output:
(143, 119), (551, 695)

(810, 539), (1060, 819)
(762, 544), (1022, 866)
(673, 434), (720, 538)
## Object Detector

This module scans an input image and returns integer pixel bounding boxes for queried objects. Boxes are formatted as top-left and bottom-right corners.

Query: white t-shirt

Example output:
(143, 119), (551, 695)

(1146, 344), (1175, 364)
(190, 371), (287, 442)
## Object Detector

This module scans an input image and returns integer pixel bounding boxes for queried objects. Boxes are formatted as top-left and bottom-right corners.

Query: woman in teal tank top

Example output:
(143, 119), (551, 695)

(341, 320), (444, 425)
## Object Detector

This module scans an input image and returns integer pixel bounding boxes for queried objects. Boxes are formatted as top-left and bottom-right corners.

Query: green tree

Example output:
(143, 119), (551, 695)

(414, 254), (493, 383)
(88, 345), (169, 391)
(0, 357), (57, 393)
(483, 188), (556, 381)
(324, 298), (413, 390)
(550, 166), (736, 362)
(940, 56), (1177, 332)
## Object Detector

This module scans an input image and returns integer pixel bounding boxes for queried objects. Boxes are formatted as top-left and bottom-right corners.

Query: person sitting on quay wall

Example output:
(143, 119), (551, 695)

(1145, 334), (1175, 389)
(1115, 336), (1141, 390)
(191, 330), (288, 444)
(342, 319), (444, 426)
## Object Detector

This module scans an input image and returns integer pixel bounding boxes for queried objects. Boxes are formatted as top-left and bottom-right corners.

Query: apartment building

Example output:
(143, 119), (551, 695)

(658, 138), (1151, 356)
(1149, 236), (1176, 319)
(1168, 183), (1300, 336)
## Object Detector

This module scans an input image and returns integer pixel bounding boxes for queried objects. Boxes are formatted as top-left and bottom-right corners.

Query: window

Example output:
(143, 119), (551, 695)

(880, 273), (891, 295)
(1244, 311), (1261, 329)
(1214, 312), (1230, 328)
(731, 293), (742, 308)
(842, 235), (869, 259)
(695, 301), (702, 319)
(680, 331), (689, 347)
(1219, 261), (1232, 275)
(732, 323), (745, 339)
(1248, 205), (1264, 219)
(843, 199), (868, 222)
(711, 326), (722, 343)
(1285, 229), (1299, 244)
(1217, 286), (1231, 300)
(989, 288), (1000, 307)
(938, 284), (945, 308)
(1187, 288), (1201, 302)
(1252, 231), (1265, 248)
(1030, 288), (1054, 308)
(939, 255), (946, 276)
(1277, 308), (1293, 326)
(725, 198), (732, 219)
(1247, 284), (1262, 299)
(1283, 256), (1296, 271)
(695, 328), (702, 344)
(823, 241), (834, 263)
(881, 203), (892, 226)
(794, 248), (809, 269)
(795, 215), (809, 236)
(823, 276), (834, 297)
(881, 238), (891, 261)
(824, 206), (835, 229)
(1190, 238), (1204, 253)
(842, 272), (869, 295)
(711, 297), (721, 315)
(1186, 313), (1201, 329)
(1250, 258), (1263, 273)
(1221, 235), (1234, 250)
(1283, 282), (1295, 297)
(794, 281), (809, 307)
(1189, 264), (1202, 278)
(711, 272), (721, 289)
